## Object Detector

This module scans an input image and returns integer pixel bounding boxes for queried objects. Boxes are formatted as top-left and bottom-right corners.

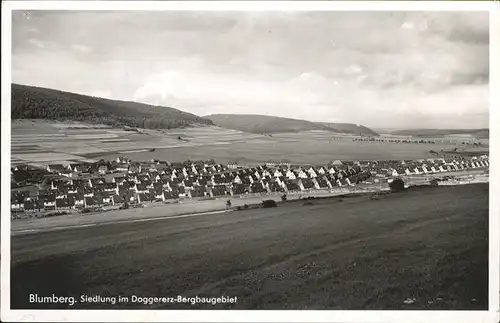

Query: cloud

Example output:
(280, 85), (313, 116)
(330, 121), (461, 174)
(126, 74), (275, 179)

(90, 90), (112, 99)
(27, 39), (46, 48)
(25, 26), (39, 33)
(11, 11), (489, 128)
(401, 22), (414, 30)
(71, 44), (92, 53)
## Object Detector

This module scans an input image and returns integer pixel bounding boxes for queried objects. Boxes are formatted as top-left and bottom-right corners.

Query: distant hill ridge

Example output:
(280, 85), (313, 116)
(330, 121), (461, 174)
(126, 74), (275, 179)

(318, 122), (379, 136)
(390, 128), (489, 139)
(11, 83), (214, 129)
(205, 114), (379, 136)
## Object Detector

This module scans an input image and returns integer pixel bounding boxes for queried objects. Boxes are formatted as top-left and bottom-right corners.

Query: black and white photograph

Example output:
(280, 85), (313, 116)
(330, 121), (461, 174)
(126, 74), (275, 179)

(1, 1), (499, 322)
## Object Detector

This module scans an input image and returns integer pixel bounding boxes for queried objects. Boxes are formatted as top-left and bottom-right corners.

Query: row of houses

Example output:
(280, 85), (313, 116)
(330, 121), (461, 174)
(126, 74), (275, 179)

(10, 155), (488, 213)
(11, 164), (370, 212)
(373, 157), (490, 177)
(43, 158), (221, 178)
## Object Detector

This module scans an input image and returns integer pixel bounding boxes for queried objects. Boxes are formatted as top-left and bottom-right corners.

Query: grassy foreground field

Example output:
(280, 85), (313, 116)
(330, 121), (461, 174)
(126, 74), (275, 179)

(11, 184), (488, 310)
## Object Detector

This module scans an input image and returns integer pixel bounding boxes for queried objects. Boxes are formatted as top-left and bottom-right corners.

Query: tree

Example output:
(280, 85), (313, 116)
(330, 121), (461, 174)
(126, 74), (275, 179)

(281, 194), (287, 202)
(262, 199), (277, 208)
(226, 200), (232, 208)
(389, 178), (406, 192)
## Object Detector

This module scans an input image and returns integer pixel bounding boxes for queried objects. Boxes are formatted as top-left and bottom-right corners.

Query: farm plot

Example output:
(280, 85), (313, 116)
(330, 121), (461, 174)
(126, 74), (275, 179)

(104, 138), (462, 165)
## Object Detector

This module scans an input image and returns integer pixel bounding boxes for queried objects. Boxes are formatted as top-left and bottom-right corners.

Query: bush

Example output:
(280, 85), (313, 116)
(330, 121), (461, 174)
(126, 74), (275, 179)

(430, 179), (439, 186)
(45, 211), (68, 217)
(389, 178), (406, 192)
(80, 208), (92, 213)
(262, 199), (277, 208)
(281, 194), (287, 202)
(243, 204), (249, 209)
(236, 206), (243, 211)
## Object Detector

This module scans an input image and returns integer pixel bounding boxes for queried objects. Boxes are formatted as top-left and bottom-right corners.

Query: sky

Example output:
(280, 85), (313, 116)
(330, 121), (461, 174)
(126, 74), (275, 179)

(12, 10), (489, 129)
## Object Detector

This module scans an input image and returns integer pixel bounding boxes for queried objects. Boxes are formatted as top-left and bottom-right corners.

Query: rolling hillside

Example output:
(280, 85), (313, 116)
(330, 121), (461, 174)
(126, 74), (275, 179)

(390, 128), (489, 139)
(205, 114), (379, 136)
(11, 84), (214, 129)
(319, 122), (379, 136)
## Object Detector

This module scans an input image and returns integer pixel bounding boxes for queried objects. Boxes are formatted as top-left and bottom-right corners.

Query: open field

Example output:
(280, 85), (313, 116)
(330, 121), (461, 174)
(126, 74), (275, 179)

(100, 139), (485, 165)
(11, 120), (488, 167)
(11, 184), (488, 310)
(10, 120), (270, 166)
(10, 188), (380, 235)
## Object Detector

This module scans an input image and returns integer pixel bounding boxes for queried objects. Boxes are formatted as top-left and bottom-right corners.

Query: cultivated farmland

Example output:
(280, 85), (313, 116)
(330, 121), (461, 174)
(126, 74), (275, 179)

(12, 120), (487, 167)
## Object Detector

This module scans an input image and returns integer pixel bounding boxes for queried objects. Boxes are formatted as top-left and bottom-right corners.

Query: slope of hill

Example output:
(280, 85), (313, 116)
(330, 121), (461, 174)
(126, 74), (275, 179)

(11, 84), (213, 129)
(205, 114), (379, 136)
(319, 122), (379, 136)
(390, 129), (489, 139)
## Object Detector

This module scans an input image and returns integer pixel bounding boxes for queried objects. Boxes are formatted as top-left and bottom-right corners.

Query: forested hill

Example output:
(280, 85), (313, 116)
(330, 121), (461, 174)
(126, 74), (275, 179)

(319, 122), (379, 136)
(205, 114), (334, 133)
(11, 83), (214, 129)
(206, 114), (379, 136)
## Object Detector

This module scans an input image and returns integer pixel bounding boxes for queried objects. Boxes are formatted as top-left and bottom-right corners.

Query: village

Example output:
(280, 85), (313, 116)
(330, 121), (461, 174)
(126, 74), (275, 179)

(10, 154), (490, 218)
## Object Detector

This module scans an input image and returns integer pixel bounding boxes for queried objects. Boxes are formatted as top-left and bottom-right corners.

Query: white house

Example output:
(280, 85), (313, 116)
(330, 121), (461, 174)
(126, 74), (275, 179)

(154, 191), (165, 201)
(74, 196), (85, 208)
(44, 199), (56, 209)
(102, 196), (113, 205)
(233, 175), (242, 184)
(262, 170), (272, 177)
(298, 170), (309, 179)
(286, 170), (297, 180)
(307, 167), (318, 178)
(273, 170), (283, 178)
(83, 191), (94, 198)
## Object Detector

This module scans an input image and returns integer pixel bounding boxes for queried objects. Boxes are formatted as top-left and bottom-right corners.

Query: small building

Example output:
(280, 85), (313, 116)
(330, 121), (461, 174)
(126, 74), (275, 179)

(250, 182), (267, 194)
(300, 178), (315, 190)
(189, 185), (208, 198)
(283, 179), (301, 192)
(210, 185), (229, 197)
(231, 183), (248, 196)
(266, 181), (284, 193)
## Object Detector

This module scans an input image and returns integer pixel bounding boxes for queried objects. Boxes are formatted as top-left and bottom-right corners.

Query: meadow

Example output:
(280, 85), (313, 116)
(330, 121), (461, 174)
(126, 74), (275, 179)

(11, 184), (488, 310)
